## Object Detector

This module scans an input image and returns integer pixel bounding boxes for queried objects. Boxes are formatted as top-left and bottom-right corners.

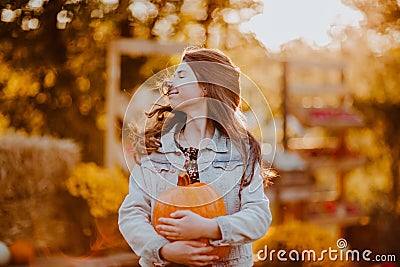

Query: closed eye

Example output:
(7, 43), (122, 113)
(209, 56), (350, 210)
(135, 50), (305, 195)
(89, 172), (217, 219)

(175, 70), (186, 79)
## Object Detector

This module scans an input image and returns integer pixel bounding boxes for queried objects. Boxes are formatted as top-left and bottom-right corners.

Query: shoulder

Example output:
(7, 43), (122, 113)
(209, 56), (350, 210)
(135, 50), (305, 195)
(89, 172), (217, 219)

(134, 152), (173, 173)
(135, 153), (162, 165)
(224, 137), (250, 155)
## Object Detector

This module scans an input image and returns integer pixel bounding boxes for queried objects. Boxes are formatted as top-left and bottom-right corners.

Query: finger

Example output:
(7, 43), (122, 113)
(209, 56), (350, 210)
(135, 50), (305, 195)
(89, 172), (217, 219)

(163, 235), (184, 241)
(158, 227), (183, 239)
(182, 240), (208, 247)
(195, 246), (216, 254)
(159, 230), (178, 237)
(157, 217), (178, 225)
(184, 242), (215, 253)
(192, 254), (219, 263)
(190, 261), (216, 267)
(170, 209), (191, 218)
(156, 225), (177, 232)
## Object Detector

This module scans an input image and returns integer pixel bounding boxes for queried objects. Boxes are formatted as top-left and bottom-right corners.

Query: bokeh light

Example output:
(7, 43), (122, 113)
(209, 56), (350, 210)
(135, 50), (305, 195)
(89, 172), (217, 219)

(128, 0), (158, 23)
(1, 8), (16, 23)
(56, 10), (73, 30)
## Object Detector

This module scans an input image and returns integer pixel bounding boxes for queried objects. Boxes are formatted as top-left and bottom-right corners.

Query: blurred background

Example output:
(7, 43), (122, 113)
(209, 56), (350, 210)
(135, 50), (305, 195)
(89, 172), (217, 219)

(0, 0), (399, 266)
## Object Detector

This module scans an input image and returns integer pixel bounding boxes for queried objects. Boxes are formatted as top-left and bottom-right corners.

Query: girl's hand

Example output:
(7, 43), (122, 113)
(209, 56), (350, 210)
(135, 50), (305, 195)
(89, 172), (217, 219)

(156, 210), (221, 240)
(160, 240), (219, 266)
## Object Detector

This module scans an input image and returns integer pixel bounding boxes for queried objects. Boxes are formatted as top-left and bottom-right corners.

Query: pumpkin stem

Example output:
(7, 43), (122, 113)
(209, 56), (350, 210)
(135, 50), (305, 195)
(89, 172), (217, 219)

(177, 170), (190, 186)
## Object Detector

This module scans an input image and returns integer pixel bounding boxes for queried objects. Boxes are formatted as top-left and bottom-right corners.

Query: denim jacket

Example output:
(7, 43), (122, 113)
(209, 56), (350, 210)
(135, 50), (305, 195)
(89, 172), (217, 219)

(118, 126), (272, 267)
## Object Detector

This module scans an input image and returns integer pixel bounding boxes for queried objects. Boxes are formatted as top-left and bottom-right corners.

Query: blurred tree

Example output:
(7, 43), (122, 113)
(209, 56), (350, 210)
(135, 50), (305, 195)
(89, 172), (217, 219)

(0, 0), (268, 163)
(342, 0), (400, 33)
(341, 0), (400, 213)
(334, 0), (400, 260)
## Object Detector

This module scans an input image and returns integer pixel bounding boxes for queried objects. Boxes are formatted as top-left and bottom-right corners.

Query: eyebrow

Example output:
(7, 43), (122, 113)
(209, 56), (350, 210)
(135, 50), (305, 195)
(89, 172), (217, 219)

(175, 70), (186, 76)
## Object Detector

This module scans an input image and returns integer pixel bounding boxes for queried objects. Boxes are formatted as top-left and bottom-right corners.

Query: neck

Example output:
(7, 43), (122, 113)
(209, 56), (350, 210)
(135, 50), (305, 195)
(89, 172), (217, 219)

(180, 118), (214, 148)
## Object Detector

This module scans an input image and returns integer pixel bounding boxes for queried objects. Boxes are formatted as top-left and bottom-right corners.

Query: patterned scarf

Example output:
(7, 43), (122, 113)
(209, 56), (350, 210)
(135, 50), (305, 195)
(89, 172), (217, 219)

(175, 141), (200, 184)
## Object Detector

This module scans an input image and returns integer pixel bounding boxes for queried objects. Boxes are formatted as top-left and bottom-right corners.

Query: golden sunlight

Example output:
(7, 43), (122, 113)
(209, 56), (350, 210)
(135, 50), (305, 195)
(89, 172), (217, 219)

(241, 0), (364, 51)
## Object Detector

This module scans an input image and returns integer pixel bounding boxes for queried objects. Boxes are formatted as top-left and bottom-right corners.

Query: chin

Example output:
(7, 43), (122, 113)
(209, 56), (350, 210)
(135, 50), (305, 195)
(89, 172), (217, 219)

(168, 97), (181, 108)
(168, 101), (179, 110)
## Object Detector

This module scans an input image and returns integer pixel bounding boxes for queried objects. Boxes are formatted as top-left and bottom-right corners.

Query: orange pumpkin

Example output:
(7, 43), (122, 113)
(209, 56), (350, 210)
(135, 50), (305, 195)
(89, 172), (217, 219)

(8, 239), (35, 264)
(153, 171), (230, 259)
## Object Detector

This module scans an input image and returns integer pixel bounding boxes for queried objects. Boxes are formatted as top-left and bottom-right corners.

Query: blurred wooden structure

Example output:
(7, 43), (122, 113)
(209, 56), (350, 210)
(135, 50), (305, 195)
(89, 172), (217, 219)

(105, 39), (184, 170)
(272, 58), (367, 227)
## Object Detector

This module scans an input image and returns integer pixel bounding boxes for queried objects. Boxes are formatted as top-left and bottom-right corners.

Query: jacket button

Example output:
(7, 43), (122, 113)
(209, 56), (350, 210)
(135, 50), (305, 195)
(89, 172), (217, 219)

(170, 169), (175, 173)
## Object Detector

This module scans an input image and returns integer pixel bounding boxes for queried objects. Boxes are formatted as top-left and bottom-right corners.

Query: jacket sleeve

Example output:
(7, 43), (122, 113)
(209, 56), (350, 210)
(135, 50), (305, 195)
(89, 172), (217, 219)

(118, 164), (170, 265)
(209, 163), (272, 246)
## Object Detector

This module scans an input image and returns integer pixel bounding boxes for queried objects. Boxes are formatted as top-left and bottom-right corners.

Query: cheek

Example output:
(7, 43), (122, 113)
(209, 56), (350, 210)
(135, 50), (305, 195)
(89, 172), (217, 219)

(180, 84), (203, 98)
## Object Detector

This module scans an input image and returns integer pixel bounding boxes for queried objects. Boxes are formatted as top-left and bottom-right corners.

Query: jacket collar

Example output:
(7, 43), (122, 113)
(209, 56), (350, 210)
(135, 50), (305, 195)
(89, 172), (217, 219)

(159, 124), (228, 153)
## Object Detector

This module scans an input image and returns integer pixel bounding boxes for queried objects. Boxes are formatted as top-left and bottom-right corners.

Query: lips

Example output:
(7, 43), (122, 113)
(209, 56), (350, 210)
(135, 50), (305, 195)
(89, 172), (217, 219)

(167, 87), (179, 96)
(168, 93), (178, 101)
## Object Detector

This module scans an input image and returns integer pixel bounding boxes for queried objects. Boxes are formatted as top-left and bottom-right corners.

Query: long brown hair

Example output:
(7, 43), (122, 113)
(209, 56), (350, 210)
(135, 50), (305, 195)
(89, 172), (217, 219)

(128, 47), (274, 193)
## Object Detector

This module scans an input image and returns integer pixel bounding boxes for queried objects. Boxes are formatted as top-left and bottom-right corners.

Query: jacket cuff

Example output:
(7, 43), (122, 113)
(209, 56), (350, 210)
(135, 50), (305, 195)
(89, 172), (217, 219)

(209, 216), (231, 246)
(150, 236), (170, 266)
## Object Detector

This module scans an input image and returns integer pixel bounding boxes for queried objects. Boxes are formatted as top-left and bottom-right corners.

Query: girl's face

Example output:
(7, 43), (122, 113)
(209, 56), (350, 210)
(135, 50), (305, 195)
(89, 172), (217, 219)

(163, 62), (204, 110)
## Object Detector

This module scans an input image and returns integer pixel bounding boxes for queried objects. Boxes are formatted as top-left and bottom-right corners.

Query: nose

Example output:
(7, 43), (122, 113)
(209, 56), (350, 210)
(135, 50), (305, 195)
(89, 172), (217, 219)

(161, 80), (175, 96)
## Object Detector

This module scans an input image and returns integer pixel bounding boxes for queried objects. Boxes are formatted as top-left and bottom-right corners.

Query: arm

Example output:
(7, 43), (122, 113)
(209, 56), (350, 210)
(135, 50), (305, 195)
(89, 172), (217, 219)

(156, 210), (222, 240)
(119, 164), (220, 266)
(118, 165), (169, 266)
(210, 163), (272, 246)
